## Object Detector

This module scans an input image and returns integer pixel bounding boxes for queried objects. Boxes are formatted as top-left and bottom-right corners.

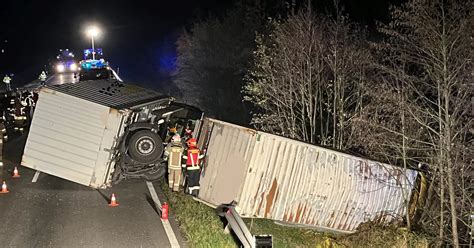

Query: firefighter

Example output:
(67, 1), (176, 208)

(182, 138), (205, 197)
(165, 126), (177, 144)
(3, 75), (11, 92)
(25, 92), (36, 120)
(163, 134), (184, 192)
(13, 94), (25, 133)
(39, 71), (47, 86)
(183, 122), (193, 141)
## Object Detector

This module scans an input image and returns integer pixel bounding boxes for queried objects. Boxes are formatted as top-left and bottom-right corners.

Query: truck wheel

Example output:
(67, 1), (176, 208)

(127, 130), (163, 164)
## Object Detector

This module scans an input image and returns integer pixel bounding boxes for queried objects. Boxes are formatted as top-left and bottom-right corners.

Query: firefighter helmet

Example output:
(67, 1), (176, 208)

(187, 138), (197, 147)
(171, 134), (181, 143)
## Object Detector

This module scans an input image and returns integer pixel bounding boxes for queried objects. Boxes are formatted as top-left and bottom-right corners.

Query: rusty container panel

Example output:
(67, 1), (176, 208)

(198, 118), (418, 233)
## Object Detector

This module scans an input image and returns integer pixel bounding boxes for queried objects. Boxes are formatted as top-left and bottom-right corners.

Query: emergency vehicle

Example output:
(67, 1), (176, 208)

(55, 49), (78, 73)
(78, 59), (114, 81)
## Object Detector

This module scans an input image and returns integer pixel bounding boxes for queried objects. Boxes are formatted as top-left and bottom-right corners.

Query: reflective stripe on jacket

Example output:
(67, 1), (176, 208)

(183, 147), (204, 170)
(164, 143), (184, 170)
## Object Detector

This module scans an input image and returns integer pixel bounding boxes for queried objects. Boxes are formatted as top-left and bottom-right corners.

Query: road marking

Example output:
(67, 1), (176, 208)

(32, 171), (41, 182)
(146, 181), (180, 248)
(45, 73), (57, 84)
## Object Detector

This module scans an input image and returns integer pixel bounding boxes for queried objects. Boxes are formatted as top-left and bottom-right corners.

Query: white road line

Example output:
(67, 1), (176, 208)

(146, 181), (180, 248)
(32, 171), (41, 182)
(45, 73), (58, 84)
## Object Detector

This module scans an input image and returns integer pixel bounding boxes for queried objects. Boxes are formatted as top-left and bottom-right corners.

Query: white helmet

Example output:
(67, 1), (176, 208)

(171, 134), (181, 143)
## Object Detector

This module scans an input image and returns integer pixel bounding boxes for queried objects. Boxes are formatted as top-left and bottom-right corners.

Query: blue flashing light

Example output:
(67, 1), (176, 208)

(81, 59), (108, 70)
(84, 48), (104, 60)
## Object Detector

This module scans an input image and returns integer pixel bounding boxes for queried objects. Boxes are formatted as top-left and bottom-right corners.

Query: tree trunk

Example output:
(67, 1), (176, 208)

(439, 165), (445, 242)
(446, 164), (459, 247)
(400, 89), (411, 231)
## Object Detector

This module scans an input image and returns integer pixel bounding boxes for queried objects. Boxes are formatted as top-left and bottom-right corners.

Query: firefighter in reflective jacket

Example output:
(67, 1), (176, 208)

(39, 71), (47, 86)
(182, 138), (204, 197)
(164, 134), (184, 192)
(13, 95), (26, 133)
(3, 75), (11, 92)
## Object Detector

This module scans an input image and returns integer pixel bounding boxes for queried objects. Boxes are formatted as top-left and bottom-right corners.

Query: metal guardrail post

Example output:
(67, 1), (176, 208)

(218, 204), (273, 248)
(224, 206), (254, 248)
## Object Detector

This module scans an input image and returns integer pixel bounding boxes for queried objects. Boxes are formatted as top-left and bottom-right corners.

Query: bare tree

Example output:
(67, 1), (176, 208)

(351, 0), (473, 246)
(243, 7), (371, 149)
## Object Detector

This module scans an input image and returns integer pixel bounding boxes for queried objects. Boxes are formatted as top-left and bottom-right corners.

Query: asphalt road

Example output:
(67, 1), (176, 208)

(0, 75), (186, 248)
(21, 72), (77, 89)
(46, 72), (78, 85)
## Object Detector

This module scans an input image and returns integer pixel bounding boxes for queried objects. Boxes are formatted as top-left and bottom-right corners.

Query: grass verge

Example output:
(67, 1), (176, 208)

(337, 221), (430, 248)
(161, 183), (337, 247)
(161, 183), (236, 247)
(161, 184), (429, 248)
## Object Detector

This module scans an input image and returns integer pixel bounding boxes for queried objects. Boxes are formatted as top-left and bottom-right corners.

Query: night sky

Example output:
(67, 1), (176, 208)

(0, 0), (402, 89)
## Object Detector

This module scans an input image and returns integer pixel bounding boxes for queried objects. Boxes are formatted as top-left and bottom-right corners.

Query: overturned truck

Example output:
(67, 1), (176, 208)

(21, 79), (427, 233)
(21, 79), (202, 188)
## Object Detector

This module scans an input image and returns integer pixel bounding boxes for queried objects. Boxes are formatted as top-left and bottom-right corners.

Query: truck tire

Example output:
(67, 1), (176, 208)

(127, 130), (163, 164)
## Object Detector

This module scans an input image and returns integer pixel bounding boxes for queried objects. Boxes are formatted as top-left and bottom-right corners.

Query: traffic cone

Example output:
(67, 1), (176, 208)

(108, 193), (119, 207)
(161, 202), (169, 220)
(0, 181), (9, 193)
(12, 167), (20, 178)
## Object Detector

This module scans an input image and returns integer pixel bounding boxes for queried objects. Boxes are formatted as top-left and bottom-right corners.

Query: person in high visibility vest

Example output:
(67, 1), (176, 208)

(12, 95), (26, 133)
(39, 71), (47, 86)
(182, 138), (204, 197)
(25, 92), (36, 121)
(3, 75), (12, 91)
(164, 134), (185, 192)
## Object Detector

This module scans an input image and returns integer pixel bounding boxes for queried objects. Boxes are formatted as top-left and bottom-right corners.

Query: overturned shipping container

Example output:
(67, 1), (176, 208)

(197, 118), (420, 233)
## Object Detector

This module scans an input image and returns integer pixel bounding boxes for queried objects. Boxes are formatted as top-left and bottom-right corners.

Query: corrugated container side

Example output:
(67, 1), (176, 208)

(199, 119), (255, 205)
(22, 88), (124, 188)
(198, 118), (418, 233)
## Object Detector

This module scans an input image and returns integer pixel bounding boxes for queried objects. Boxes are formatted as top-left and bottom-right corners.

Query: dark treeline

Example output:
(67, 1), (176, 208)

(173, 1), (473, 246)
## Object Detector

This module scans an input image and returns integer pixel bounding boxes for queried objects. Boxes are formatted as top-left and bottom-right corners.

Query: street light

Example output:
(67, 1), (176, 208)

(86, 26), (100, 60)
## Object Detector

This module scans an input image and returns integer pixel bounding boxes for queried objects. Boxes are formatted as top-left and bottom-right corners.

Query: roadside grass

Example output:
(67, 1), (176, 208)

(337, 222), (430, 248)
(243, 218), (340, 248)
(161, 184), (429, 248)
(161, 183), (339, 248)
(160, 183), (236, 248)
